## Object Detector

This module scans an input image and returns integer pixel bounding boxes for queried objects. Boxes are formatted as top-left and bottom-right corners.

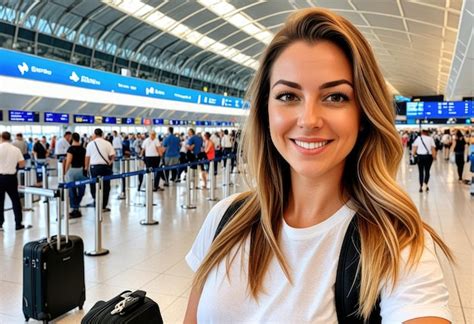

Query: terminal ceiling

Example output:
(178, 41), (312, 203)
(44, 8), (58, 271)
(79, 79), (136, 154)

(0, 0), (472, 120)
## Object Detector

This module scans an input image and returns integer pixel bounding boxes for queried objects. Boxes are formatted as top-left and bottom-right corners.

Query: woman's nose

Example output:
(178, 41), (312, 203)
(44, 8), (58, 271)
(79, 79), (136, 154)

(296, 100), (323, 129)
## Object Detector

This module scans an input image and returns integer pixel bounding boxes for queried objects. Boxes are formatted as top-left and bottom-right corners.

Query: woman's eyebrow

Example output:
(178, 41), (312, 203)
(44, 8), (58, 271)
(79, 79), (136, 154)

(271, 79), (353, 90)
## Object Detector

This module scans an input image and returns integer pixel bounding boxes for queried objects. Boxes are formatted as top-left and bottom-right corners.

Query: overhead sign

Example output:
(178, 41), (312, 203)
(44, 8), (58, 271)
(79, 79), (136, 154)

(44, 112), (69, 123)
(0, 49), (246, 110)
(73, 114), (94, 124)
(407, 101), (473, 119)
(103, 116), (116, 124)
(153, 118), (164, 125)
(9, 110), (39, 122)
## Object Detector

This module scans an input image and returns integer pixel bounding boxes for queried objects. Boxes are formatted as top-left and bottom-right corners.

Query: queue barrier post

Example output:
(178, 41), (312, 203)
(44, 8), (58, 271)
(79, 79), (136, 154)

(223, 158), (231, 198)
(23, 169), (34, 211)
(57, 159), (64, 183)
(42, 164), (48, 190)
(125, 159), (130, 205)
(85, 176), (109, 256)
(140, 169), (159, 225)
(181, 165), (196, 209)
(130, 158), (138, 188)
(118, 159), (126, 200)
(207, 161), (218, 202)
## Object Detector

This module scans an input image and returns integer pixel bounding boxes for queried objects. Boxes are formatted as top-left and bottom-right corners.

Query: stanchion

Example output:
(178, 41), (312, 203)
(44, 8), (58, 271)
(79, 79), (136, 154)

(125, 159), (130, 205)
(130, 158), (137, 187)
(42, 164), (48, 189)
(23, 169), (34, 211)
(57, 159), (64, 183)
(85, 177), (109, 256)
(207, 162), (218, 201)
(117, 159), (125, 200)
(140, 170), (159, 225)
(181, 165), (196, 209)
(223, 159), (231, 198)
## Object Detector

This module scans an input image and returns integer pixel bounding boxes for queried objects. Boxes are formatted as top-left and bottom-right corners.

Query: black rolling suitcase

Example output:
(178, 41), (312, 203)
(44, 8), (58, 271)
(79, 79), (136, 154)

(23, 196), (85, 323)
(81, 290), (163, 324)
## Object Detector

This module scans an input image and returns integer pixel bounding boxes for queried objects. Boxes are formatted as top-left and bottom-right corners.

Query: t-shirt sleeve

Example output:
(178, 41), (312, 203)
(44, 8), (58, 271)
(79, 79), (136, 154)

(380, 232), (452, 323)
(185, 194), (241, 272)
(412, 137), (420, 148)
(85, 143), (92, 157)
(16, 147), (24, 162)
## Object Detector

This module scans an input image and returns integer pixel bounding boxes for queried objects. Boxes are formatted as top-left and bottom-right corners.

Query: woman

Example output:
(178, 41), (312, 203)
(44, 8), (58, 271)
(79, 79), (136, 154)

(452, 130), (467, 181)
(184, 8), (452, 324)
(64, 132), (86, 218)
(412, 129), (437, 192)
(201, 132), (215, 189)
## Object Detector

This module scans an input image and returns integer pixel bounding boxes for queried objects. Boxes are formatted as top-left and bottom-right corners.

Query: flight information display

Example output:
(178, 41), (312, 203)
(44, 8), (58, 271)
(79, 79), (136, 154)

(45, 112), (69, 123)
(73, 114), (94, 124)
(153, 119), (164, 125)
(103, 117), (116, 124)
(122, 117), (136, 125)
(9, 110), (39, 122)
(407, 101), (473, 118)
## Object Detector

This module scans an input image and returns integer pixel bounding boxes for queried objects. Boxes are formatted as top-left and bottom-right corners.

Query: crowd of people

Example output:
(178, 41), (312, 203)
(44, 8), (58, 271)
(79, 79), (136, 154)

(400, 128), (472, 192)
(7, 127), (241, 219)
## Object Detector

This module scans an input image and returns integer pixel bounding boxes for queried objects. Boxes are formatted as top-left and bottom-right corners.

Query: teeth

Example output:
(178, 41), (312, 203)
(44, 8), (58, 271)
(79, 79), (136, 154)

(294, 140), (329, 150)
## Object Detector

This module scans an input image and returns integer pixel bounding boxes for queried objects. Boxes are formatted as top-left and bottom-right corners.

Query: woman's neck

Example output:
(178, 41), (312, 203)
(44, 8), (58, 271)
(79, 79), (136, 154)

(284, 168), (348, 228)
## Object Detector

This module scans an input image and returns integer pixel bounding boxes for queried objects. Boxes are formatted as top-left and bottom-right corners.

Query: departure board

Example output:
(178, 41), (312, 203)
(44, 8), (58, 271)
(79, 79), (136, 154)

(122, 118), (136, 125)
(9, 110), (40, 122)
(153, 119), (164, 125)
(73, 114), (94, 124)
(45, 112), (69, 123)
(407, 101), (473, 118)
(103, 117), (116, 124)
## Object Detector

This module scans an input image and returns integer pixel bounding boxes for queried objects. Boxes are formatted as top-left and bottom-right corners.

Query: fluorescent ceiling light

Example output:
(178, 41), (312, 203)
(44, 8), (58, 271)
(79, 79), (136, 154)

(102, 0), (259, 70)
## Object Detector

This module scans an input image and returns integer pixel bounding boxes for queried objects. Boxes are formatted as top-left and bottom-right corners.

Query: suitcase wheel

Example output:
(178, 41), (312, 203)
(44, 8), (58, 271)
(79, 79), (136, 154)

(24, 317), (29, 322)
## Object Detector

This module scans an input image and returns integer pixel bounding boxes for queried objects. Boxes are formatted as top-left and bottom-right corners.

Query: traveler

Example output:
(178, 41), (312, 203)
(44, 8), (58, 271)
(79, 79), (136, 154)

(33, 136), (49, 186)
(0, 132), (31, 231)
(85, 128), (115, 213)
(186, 128), (203, 168)
(413, 129), (437, 192)
(13, 133), (30, 167)
(184, 8), (452, 324)
(201, 132), (215, 189)
(55, 131), (72, 160)
(162, 127), (181, 185)
(441, 129), (452, 160)
(210, 132), (221, 175)
(112, 130), (123, 158)
(64, 133), (86, 218)
(453, 130), (467, 182)
(221, 129), (232, 168)
(141, 131), (163, 191)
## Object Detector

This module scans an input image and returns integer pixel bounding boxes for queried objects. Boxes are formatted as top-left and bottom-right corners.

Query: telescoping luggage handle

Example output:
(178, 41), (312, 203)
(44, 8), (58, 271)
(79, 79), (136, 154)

(43, 188), (69, 250)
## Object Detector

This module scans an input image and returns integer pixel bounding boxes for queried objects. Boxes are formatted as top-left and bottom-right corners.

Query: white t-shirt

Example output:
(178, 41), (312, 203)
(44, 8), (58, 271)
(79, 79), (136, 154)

(86, 138), (115, 165)
(441, 134), (452, 145)
(186, 195), (451, 324)
(413, 135), (436, 155)
(112, 136), (123, 149)
(222, 134), (232, 148)
(141, 138), (160, 157)
(55, 137), (71, 155)
(0, 142), (24, 174)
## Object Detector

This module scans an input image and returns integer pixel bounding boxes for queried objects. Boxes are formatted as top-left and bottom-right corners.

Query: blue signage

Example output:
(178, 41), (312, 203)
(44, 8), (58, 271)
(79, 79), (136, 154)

(153, 118), (164, 125)
(122, 118), (135, 125)
(73, 114), (94, 124)
(103, 116), (116, 124)
(407, 101), (473, 119)
(45, 112), (69, 123)
(9, 110), (39, 122)
(0, 49), (246, 109)
(0, 111), (2, 122)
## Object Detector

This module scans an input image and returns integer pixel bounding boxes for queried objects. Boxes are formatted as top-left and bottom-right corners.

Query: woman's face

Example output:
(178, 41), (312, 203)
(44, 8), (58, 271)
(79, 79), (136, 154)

(268, 40), (360, 181)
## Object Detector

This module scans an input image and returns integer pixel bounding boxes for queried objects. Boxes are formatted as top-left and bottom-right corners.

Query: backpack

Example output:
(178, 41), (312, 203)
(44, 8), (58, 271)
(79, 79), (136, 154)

(213, 199), (382, 324)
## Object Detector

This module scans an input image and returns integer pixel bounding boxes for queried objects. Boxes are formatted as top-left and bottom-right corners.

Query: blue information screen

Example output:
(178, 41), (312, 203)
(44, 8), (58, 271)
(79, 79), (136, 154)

(45, 112), (69, 123)
(103, 117), (116, 124)
(9, 110), (39, 122)
(122, 118), (135, 125)
(73, 114), (94, 124)
(153, 119), (164, 125)
(0, 49), (246, 109)
(407, 101), (473, 118)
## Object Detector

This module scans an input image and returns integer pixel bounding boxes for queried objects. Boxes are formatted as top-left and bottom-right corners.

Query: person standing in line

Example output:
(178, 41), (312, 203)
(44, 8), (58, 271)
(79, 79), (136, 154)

(33, 136), (49, 187)
(112, 130), (123, 159)
(50, 136), (56, 158)
(85, 128), (115, 213)
(177, 134), (188, 182)
(452, 130), (467, 182)
(441, 129), (452, 161)
(162, 127), (181, 185)
(55, 131), (72, 161)
(64, 132), (86, 218)
(141, 131), (163, 191)
(201, 132), (215, 190)
(221, 129), (233, 168)
(412, 129), (437, 192)
(210, 132), (221, 176)
(0, 132), (31, 231)
(135, 133), (146, 191)
(13, 133), (30, 167)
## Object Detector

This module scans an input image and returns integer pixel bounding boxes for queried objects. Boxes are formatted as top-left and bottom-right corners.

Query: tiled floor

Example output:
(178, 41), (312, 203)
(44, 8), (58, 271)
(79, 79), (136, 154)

(0, 156), (472, 323)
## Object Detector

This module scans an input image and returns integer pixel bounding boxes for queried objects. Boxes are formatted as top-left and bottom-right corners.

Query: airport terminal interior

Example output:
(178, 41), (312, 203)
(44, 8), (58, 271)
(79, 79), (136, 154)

(0, 0), (473, 323)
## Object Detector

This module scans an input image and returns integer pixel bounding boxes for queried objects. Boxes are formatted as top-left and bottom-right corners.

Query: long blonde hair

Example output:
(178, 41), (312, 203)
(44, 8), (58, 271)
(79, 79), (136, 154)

(193, 8), (452, 320)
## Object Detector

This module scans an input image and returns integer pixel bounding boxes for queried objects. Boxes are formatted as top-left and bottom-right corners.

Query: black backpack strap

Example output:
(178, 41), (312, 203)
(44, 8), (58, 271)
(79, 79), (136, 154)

(213, 198), (246, 241)
(335, 215), (382, 324)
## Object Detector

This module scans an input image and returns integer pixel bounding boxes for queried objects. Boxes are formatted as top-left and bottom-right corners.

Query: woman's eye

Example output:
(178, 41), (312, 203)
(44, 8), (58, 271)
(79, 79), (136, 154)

(324, 93), (349, 103)
(275, 92), (299, 102)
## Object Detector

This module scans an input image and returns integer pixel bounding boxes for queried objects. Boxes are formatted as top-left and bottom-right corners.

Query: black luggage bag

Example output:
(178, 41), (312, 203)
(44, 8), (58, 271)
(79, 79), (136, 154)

(23, 195), (85, 323)
(81, 290), (163, 324)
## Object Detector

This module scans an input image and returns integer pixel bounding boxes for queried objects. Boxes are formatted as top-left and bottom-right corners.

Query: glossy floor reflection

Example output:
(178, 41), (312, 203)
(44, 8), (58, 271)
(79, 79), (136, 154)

(0, 157), (472, 323)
